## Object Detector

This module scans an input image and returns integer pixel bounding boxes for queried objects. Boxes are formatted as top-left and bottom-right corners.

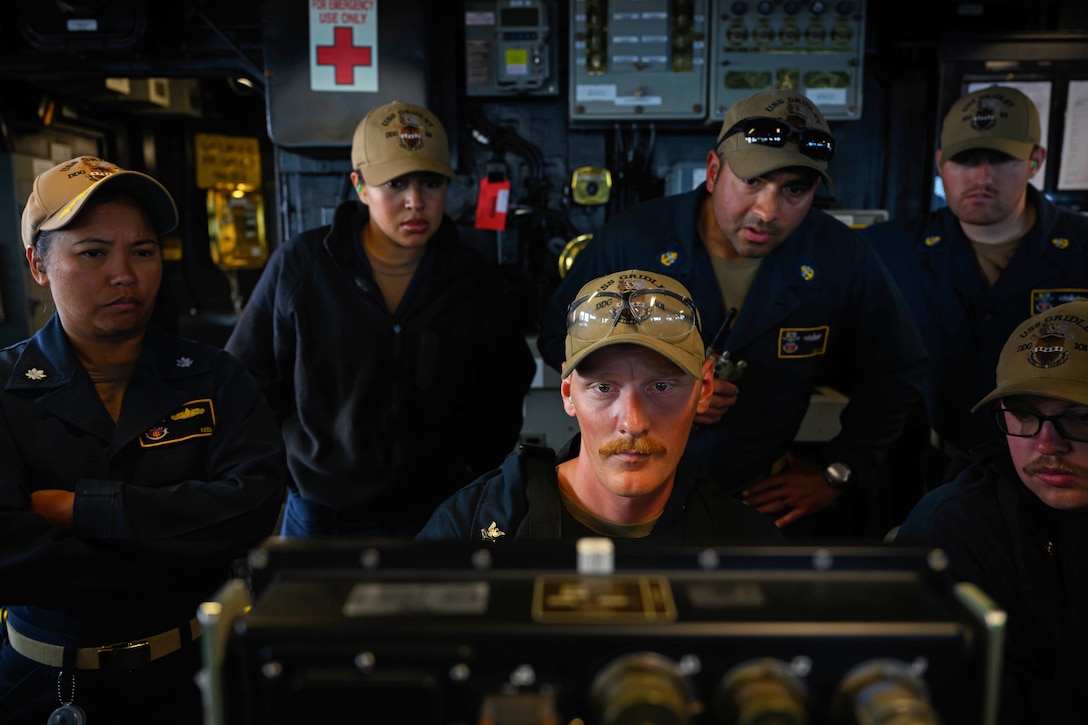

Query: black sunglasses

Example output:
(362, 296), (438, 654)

(718, 116), (836, 163)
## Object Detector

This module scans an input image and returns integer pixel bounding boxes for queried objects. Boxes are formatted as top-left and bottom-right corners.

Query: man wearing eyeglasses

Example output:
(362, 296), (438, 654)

(418, 269), (783, 543)
(537, 89), (926, 536)
(895, 299), (1088, 723)
(863, 85), (1088, 486)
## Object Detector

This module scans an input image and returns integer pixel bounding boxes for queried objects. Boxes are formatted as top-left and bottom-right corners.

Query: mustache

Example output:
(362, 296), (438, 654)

(1022, 457), (1088, 478)
(742, 216), (781, 234)
(599, 437), (668, 456)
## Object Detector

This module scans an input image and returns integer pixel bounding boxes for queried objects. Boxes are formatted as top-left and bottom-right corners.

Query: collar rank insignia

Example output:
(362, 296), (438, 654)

(659, 250), (679, 267)
(176, 357), (193, 368)
(481, 521), (506, 542)
(24, 368), (47, 381)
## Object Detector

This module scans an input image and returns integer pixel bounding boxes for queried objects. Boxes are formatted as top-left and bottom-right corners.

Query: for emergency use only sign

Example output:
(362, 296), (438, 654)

(309, 0), (379, 92)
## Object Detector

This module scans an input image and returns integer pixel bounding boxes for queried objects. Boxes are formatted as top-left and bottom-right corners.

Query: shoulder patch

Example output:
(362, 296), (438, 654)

(140, 398), (216, 447)
(778, 326), (829, 358)
(1032, 289), (1088, 315)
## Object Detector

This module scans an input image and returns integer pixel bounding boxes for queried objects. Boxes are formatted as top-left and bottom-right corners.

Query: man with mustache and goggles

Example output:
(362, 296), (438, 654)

(896, 298), (1088, 723)
(538, 89), (926, 537)
(418, 270), (782, 543)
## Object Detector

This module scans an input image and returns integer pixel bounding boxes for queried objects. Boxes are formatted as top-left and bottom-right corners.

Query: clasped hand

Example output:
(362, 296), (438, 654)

(30, 489), (75, 530)
(740, 453), (841, 528)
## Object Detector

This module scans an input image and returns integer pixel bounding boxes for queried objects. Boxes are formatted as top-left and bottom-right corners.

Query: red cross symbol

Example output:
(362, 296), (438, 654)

(316, 27), (373, 85)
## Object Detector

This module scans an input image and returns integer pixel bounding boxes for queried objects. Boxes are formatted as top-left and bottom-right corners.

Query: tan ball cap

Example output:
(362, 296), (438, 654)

(563, 269), (706, 380)
(940, 85), (1040, 162)
(973, 299), (1088, 411)
(351, 100), (458, 187)
(716, 89), (835, 195)
(21, 156), (178, 249)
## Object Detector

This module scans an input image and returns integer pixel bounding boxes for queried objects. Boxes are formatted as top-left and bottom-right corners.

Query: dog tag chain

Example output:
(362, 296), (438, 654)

(48, 672), (87, 725)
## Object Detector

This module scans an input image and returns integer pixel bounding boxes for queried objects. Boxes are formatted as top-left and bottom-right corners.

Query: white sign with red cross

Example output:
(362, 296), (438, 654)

(309, 0), (379, 92)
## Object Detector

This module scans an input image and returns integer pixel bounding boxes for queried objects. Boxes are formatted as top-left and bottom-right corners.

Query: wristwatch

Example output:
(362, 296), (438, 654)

(823, 462), (853, 491)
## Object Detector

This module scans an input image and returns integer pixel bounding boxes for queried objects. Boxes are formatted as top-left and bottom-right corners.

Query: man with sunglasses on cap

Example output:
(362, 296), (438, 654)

(418, 269), (782, 542)
(227, 100), (535, 538)
(538, 90), (926, 535)
(895, 299), (1088, 723)
(863, 85), (1088, 486)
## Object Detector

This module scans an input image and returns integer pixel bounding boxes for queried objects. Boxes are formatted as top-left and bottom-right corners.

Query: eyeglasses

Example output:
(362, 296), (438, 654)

(567, 288), (699, 342)
(718, 116), (836, 163)
(995, 407), (1088, 443)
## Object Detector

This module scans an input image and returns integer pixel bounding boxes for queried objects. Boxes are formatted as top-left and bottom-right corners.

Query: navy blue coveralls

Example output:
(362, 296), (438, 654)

(0, 316), (285, 724)
(896, 442), (1088, 724)
(863, 186), (1088, 456)
(226, 200), (536, 538)
(417, 435), (784, 543)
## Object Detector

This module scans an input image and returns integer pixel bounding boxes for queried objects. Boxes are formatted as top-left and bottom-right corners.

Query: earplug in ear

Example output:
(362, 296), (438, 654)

(356, 183), (363, 192)
(1031, 161), (1039, 171)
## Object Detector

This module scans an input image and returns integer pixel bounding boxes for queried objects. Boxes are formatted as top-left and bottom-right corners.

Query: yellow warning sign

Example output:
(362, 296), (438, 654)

(195, 133), (262, 190)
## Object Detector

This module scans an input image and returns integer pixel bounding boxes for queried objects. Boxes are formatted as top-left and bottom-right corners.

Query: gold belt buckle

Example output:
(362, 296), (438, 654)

(96, 640), (151, 671)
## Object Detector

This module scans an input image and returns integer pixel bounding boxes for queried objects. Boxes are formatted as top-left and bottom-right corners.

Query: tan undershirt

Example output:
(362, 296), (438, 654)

(363, 234), (423, 313)
(711, 255), (763, 318)
(85, 359), (138, 422)
(558, 487), (658, 538)
(972, 237), (1022, 289)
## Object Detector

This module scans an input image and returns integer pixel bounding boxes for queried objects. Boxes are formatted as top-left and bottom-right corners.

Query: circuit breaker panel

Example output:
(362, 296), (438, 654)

(570, 0), (710, 121)
(708, 0), (866, 121)
(465, 0), (559, 96)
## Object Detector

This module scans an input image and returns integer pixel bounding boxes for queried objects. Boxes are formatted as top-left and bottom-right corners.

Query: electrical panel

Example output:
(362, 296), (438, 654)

(204, 541), (1001, 725)
(708, 0), (866, 121)
(570, 0), (710, 121)
(465, 0), (559, 96)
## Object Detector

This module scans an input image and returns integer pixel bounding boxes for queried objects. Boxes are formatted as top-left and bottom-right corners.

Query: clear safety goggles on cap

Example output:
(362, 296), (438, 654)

(567, 288), (700, 342)
(719, 116), (836, 162)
